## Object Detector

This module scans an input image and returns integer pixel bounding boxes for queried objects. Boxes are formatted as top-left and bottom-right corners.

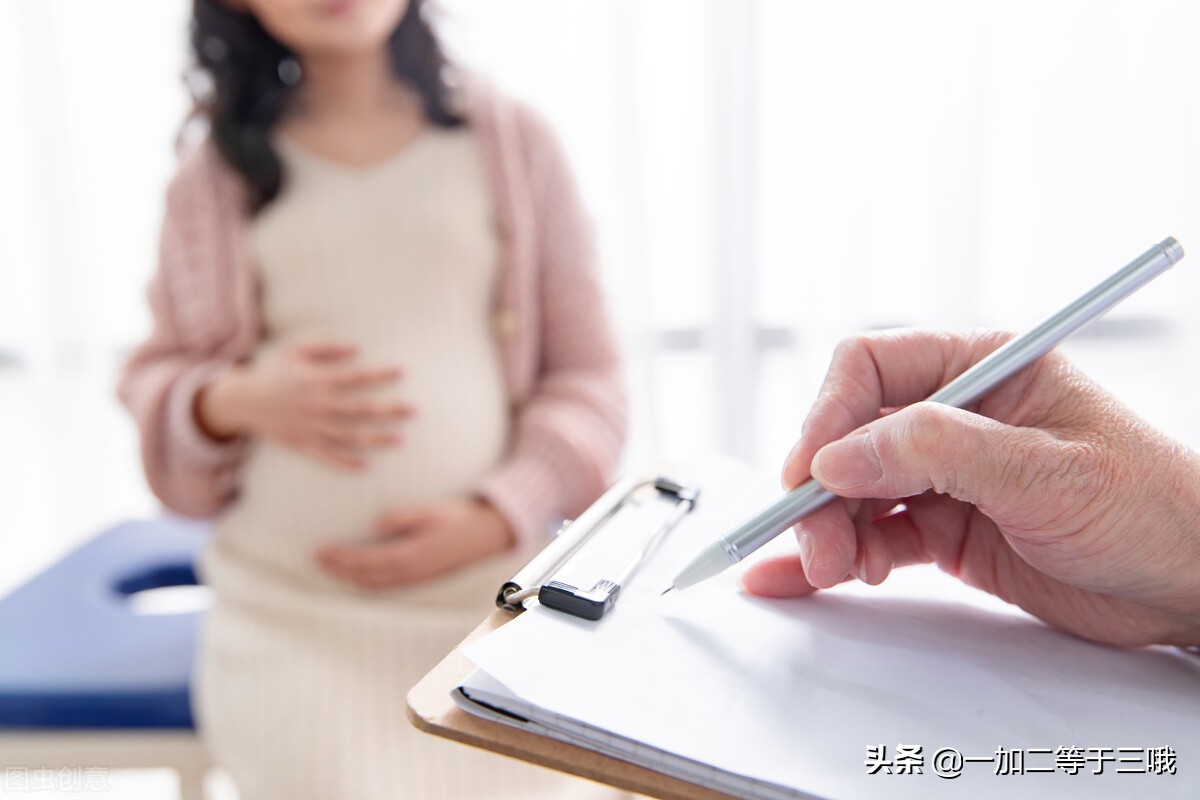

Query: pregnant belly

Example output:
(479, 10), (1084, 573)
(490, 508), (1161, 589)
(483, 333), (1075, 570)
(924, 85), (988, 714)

(215, 360), (510, 575)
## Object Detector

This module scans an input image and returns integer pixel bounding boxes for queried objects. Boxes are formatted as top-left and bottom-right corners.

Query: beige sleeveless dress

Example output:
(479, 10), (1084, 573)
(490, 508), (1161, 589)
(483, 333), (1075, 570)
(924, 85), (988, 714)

(194, 128), (615, 800)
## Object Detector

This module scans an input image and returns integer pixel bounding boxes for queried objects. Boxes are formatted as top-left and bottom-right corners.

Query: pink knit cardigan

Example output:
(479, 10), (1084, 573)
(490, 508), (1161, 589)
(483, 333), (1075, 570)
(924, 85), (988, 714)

(117, 83), (628, 546)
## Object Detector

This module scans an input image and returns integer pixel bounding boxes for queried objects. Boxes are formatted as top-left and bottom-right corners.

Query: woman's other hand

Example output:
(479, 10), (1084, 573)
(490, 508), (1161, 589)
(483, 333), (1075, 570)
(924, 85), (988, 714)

(195, 340), (414, 470)
(314, 498), (517, 588)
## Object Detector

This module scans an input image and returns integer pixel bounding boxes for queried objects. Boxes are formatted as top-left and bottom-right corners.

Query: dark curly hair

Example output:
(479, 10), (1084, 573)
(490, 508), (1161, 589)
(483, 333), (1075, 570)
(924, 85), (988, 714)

(189, 0), (462, 213)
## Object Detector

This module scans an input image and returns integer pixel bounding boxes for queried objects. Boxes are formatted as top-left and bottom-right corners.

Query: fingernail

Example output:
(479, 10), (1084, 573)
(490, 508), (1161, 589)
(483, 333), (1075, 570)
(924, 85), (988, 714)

(798, 532), (813, 573)
(811, 430), (882, 490)
(781, 439), (805, 488)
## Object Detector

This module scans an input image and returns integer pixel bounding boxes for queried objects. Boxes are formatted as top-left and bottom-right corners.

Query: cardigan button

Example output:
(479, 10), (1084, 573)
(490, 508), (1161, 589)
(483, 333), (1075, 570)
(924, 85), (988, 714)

(494, 310), (519, 338)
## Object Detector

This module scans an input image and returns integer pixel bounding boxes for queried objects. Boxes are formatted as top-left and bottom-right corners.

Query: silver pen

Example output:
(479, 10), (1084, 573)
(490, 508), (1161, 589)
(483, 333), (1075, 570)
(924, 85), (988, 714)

(665, 237), (1186, 594)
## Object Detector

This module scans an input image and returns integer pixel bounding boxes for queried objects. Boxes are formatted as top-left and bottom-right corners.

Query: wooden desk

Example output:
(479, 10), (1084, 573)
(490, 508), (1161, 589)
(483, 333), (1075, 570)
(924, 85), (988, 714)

(407, 609), (739, 800)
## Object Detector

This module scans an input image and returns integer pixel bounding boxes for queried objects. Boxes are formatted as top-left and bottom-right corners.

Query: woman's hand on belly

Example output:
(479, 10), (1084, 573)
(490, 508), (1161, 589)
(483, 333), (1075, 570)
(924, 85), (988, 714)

(313, 498), (516, 588)
(198, 340), (416, 470)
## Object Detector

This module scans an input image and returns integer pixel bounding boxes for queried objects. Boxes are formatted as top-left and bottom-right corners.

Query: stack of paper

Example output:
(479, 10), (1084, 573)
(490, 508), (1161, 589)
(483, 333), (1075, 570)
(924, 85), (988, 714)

(456, 457), (1200, 799)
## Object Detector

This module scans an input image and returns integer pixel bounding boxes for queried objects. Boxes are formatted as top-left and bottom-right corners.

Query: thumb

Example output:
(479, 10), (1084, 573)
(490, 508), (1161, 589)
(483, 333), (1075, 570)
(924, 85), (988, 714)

(810, 401), (1068, 517)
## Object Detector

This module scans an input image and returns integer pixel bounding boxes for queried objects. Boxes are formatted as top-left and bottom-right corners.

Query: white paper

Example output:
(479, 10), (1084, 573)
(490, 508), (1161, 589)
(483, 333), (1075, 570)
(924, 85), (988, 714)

(462, 457), (1200, 800)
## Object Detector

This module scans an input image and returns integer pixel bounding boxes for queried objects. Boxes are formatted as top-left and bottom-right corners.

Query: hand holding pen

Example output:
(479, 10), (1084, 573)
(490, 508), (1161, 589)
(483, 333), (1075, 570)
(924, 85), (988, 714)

(740, 328), (1200, 647)
(664, 238), (1200, 648)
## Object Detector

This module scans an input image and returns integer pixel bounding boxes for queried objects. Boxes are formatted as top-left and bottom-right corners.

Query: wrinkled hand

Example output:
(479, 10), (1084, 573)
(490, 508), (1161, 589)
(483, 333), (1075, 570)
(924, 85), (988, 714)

(315, 498), (516, 588)
(742, 329), (1200, 647)
(197, 341), (414, 470)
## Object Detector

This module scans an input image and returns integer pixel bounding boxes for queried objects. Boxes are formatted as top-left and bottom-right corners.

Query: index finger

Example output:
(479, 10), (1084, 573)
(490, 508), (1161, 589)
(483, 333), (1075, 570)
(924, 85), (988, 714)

(327, 364), (404, 390)
(784, 329), (1014, 488)
(315, 538), (424, 587)
(292, 341), (359, 361)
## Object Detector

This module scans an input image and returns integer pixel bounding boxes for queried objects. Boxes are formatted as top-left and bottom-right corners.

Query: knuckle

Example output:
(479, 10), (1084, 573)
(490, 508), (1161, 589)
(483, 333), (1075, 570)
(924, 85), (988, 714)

(823, 336), (878, 395)
(887, 403), (963, 496)
(896, 403), (951, 454)
(831, 334), (875, 367)
(809, 336), (884, 436)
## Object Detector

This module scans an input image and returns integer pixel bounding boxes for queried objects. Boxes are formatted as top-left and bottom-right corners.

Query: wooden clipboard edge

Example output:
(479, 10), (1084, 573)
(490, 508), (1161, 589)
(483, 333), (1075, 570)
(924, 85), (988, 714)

(406, 609), (739, 800)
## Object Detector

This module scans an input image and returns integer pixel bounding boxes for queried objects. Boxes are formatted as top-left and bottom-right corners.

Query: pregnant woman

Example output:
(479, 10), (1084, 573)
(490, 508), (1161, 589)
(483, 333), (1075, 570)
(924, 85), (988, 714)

(118, 0), (627, 797)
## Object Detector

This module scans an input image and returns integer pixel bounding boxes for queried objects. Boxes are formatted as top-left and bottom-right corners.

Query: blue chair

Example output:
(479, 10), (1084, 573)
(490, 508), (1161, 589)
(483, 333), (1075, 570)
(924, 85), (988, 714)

(0, 518), (212, 799)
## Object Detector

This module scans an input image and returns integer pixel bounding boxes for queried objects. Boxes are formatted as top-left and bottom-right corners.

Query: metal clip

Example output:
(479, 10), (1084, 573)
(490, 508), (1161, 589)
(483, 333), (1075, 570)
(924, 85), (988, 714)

(497, 476), (699, 620)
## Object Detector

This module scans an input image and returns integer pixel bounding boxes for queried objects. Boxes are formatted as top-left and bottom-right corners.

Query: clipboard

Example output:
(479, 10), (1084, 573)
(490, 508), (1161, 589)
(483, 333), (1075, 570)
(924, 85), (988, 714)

(408, 471), (733, 799)
(406, 608), (739, 800)
(409, 456), (1200, 800)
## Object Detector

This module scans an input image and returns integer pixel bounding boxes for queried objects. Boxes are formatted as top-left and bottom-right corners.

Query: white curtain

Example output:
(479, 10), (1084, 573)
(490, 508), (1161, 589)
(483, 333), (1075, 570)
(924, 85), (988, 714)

(444, 0), (1200, 467)
(2, 0), (1198, 585)
(0, 0), (190, 587)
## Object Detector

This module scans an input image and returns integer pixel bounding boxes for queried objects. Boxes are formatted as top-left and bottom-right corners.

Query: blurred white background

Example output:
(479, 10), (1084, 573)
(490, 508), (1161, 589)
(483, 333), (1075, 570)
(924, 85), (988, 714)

(2, 1), (1199, 794)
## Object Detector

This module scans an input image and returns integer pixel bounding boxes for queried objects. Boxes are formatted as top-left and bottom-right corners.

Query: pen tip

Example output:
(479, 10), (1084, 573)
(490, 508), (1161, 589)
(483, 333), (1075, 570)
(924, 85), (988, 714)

(660, 586), (675, 596)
